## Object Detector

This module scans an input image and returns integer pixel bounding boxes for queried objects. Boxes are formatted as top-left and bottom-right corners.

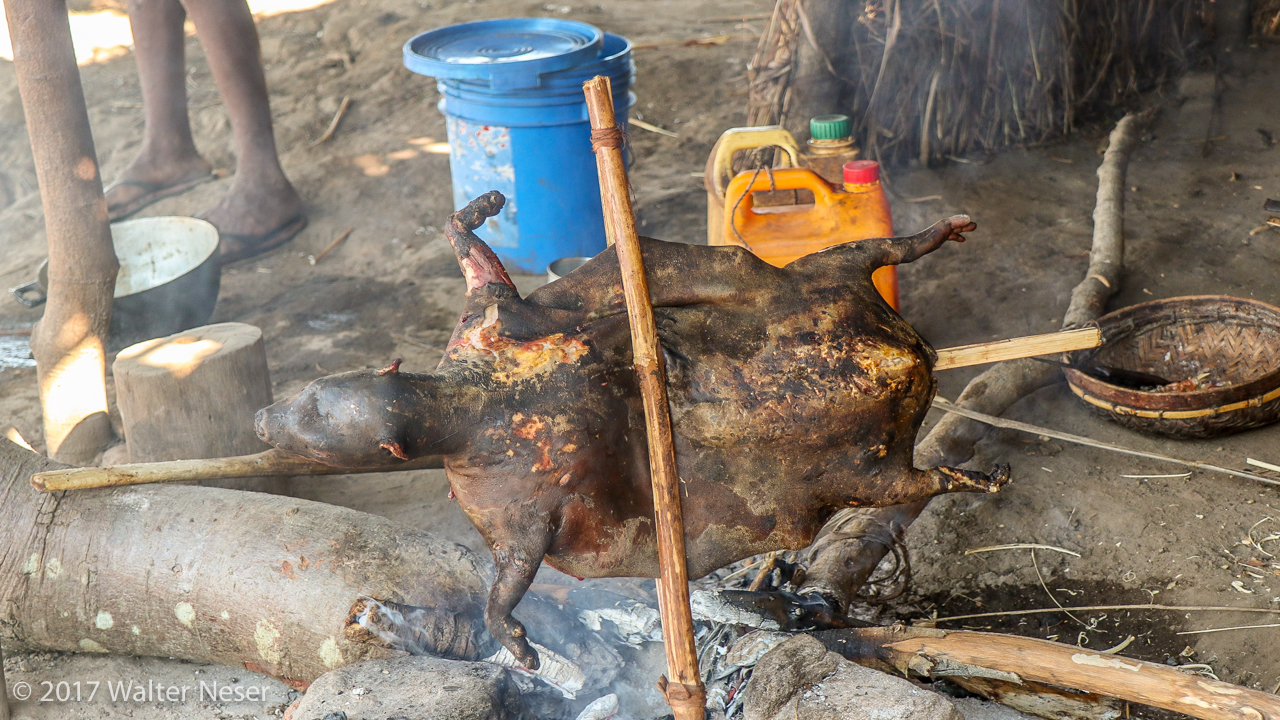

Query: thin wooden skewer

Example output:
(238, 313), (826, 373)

(932, 326), (1101, 370)
(31, 448), (443, 492)
(931, 398), (1280, 488)
(583, 75), (706, 720)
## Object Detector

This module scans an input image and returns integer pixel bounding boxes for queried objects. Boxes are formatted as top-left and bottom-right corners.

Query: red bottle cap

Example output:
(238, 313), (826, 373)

(843, 160), (880, 185)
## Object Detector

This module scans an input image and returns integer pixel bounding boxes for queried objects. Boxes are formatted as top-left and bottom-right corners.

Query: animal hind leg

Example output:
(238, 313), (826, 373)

(795, 215), (977, 275)
(843, 462), (1010, 507)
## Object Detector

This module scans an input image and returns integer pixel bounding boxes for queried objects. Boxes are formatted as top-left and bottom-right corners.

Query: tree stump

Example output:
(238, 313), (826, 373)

(113, 323), (274, 488)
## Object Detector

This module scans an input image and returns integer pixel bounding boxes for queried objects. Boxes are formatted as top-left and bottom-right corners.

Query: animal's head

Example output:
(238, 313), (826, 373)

(256, 359), (426, 467)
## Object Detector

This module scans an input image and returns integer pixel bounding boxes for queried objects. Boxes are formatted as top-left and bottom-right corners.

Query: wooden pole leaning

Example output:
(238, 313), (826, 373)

(4, 0), (119, 463)
(582, 75), (707, 720)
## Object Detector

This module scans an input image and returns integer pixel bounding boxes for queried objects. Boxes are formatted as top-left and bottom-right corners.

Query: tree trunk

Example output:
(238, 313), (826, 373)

(0, 439), (489, 684)
(114, 323), (273, 463)
(4, 0), (119, 464)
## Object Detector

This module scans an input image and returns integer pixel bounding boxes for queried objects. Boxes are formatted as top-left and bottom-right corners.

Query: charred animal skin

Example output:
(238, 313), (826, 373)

(256, 190), (1009, 669)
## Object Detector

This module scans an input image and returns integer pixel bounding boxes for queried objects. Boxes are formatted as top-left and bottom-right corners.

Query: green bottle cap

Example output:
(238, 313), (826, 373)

(810, 114), (852, 141)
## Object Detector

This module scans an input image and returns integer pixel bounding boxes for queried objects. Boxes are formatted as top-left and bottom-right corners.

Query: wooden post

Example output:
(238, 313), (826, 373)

(583, 76), (706, 720)
(4, 0), (120, 464)
(113, 323), (282, 491)
(113, 323), (273, 462)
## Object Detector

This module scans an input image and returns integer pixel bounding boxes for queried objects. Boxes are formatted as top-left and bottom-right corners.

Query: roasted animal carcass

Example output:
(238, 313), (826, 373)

(256, 191), (1009, 669)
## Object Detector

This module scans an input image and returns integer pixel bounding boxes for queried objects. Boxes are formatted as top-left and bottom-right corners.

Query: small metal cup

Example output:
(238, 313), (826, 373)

(547, 256), (591, 283)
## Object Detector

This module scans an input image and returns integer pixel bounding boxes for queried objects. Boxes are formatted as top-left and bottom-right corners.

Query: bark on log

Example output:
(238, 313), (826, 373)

(818, 625), (1280, 720)
(799, 112), (1149, 610)
(0, 643), (8, 720)
(5, 0), (119, 464)
(0, 438), (487, 684)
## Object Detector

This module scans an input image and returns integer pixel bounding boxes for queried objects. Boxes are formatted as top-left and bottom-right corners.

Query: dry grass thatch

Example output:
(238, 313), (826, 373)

(748, 0), (1212, 166)
(1256, 0), (1280, 37)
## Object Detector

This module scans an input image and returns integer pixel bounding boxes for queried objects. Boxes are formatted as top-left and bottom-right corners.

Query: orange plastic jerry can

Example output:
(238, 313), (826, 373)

(716, 160), (899, 310)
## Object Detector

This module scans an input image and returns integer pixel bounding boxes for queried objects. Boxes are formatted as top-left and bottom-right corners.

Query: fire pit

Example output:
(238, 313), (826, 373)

(1064, 295), (1280, 438)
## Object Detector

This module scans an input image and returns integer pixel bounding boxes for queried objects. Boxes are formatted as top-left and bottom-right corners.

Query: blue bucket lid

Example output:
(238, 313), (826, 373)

(404, 18), (603, 90)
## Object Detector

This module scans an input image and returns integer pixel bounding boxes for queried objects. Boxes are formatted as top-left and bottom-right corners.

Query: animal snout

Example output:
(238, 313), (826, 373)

(254, 407), (270, 442)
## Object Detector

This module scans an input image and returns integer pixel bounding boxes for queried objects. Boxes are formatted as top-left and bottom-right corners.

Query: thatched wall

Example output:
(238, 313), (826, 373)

(748, 0), (1212, 166)
(1257, 0), (1280, 36)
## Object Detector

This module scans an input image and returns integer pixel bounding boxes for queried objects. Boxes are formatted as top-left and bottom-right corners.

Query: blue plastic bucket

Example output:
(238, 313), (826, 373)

(404, 20), (634, 274)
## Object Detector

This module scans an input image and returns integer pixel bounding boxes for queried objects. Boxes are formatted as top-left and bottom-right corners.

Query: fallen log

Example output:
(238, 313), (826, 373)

(798, 111), (1150, 610)
(0, 438), (483, 684)
(817, 625), (1280, 720)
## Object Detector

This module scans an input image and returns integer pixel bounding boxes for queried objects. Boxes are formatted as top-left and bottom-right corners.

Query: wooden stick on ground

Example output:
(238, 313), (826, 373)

(798, 112), (1150, 611)
(306, 95), (351, 149)
(931, 398), (1280, 488)
(31, 448), (443, 492)
(826, 626), (1280, 720)
(583, 75), (706, 720)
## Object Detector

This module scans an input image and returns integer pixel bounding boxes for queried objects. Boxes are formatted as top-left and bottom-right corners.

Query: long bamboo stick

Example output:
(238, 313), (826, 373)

(583, 76), (706, 720)
(931, 399), (1280, 488)
(31, 449), (443, 492)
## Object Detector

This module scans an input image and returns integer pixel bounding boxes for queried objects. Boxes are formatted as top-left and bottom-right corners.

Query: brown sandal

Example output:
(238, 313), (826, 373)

(105, 173), (215, 221)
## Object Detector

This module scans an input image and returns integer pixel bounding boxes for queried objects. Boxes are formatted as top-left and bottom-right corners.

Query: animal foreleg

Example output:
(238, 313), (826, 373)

(484, 527), (553, 670)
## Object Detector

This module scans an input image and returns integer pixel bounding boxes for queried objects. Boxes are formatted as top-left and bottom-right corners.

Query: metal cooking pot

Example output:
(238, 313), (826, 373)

(10, 216), (221, 351)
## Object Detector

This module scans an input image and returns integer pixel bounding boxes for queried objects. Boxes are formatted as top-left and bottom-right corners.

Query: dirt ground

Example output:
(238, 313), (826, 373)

(1, 0), (1279, 717)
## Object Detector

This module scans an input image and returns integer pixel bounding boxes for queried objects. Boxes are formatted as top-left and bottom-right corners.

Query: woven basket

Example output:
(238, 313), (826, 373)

(1064, 296), (1280, 439)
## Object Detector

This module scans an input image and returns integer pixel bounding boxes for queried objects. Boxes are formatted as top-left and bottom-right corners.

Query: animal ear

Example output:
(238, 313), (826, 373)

(378, 359), (402, 375)
(379, 440), (409, 460)
(446, 192), (519, 302)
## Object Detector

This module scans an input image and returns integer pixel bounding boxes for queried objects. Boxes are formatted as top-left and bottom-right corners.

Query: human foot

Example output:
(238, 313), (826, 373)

(200, 173), (306, 264)
(105, 151), (213, 220)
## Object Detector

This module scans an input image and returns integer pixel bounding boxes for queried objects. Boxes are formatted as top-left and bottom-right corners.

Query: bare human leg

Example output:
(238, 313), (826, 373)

(181, 0), (304, 258)
(106, 0), (213, 219)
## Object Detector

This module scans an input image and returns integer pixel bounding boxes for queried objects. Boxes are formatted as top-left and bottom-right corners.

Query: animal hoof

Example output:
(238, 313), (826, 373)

(986, 463), (1011, 491)
(513, 639), (541, 671)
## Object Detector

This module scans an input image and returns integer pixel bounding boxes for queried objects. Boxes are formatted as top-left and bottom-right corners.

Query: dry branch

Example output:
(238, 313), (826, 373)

(2, 439), (484, 682)
(821, 626), (1280, 720)
(798, 113), (1148, 611)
